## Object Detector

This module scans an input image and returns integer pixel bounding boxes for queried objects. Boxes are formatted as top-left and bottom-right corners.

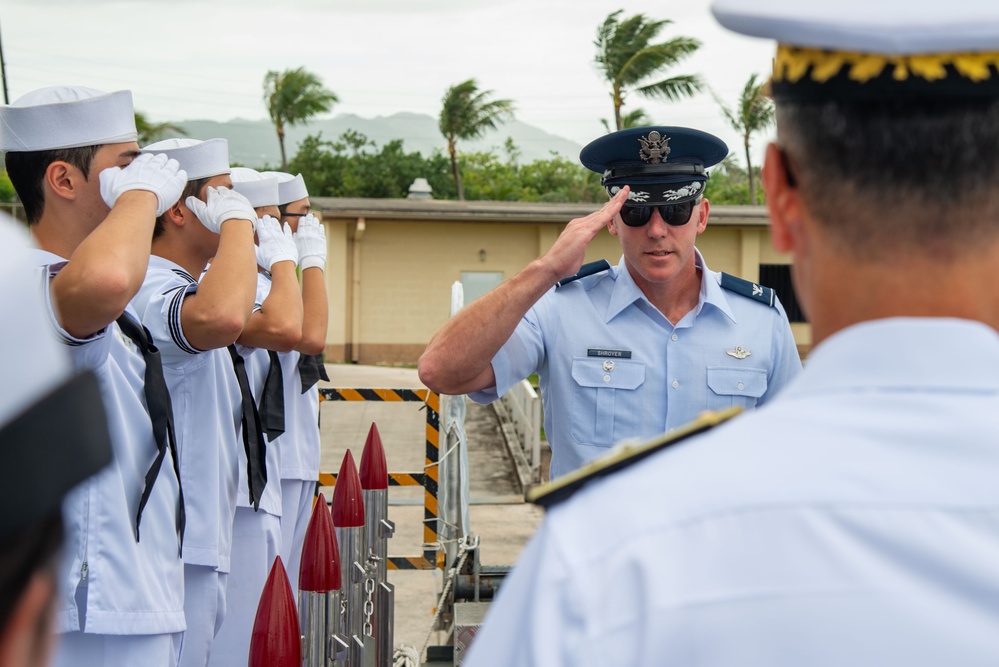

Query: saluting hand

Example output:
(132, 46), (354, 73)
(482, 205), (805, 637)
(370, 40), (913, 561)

(255, 215), (298, 270)
(99, 152), (188, 217)
(185, 186), (258, 235)
(295, 213), (327, 272)
(538, 186), (630, 284)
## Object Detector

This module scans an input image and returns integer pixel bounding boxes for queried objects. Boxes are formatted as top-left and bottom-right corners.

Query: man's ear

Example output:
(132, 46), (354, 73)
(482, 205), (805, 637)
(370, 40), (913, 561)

(763, 142), (805, 254)
(695, 198), (710, 234)
(606, 214), (620, 238)
(163, 200), (186, 229)
(44, 161), (80, 204)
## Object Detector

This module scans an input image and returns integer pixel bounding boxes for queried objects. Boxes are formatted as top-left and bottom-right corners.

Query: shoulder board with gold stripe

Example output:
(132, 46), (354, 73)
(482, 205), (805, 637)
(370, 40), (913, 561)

(719, 273), (776, 307)
(527, 406), (743, 509)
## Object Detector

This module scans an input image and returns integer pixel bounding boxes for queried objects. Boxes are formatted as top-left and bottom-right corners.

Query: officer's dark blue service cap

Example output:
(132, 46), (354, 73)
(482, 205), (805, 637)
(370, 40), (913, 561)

(580, 126), (727, 206)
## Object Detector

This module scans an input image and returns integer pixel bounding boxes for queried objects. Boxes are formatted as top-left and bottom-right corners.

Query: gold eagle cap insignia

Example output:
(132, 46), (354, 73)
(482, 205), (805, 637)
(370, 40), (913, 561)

(726, 346), (752, 359)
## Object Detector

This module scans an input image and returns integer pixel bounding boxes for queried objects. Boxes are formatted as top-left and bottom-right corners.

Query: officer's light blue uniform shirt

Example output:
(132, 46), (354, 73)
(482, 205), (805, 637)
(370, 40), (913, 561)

(470, 250), (802, 479)
(466, 318), (999, 667)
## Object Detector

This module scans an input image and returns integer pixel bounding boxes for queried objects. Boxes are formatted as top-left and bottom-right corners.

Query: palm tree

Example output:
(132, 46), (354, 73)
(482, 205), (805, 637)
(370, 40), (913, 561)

(716, 73), (774, 205)
(134, 111), (186, 145)
(438, 79), (514, 200)
(600, 107), (652, 133)
(594, 10), (702, 131)
(263, 67), (338, 169)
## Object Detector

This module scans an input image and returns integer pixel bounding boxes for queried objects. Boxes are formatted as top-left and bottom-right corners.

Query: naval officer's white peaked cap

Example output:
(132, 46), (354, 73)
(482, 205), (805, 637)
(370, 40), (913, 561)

(713, 0), (999, 103)
(260, 171), (309, 205)
(711, 0), (999, 53)
(142, 137), (231, 180)
(230, 167), (280, 208)
(0, 86), (136, 151)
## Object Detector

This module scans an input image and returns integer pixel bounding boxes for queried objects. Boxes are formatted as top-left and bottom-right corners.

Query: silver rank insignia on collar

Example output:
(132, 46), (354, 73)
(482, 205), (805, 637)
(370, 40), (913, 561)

(726, 346), (752, 359)
(639, 131), (670, 164)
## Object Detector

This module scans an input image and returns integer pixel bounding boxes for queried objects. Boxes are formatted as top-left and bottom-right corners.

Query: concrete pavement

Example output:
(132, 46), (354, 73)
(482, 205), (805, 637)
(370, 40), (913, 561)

(316, 363), (545, 657)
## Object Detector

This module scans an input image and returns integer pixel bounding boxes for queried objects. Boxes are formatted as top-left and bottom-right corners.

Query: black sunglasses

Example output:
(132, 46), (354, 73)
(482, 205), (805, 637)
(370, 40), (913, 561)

(620, 201), (696, 227)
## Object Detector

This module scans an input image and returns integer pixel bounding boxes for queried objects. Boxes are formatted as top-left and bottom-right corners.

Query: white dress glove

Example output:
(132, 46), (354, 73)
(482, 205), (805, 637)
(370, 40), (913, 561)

(99, 152), (187, 217)
(295, 213), (327, 271)
(185, 186), (258, 235)
(255, 215), (299, 270)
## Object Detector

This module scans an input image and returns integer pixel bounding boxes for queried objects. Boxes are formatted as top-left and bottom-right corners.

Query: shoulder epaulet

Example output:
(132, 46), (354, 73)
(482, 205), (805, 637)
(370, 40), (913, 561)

(556, 259), (611, 288)
(526, 406), (743, 509)
(719, 272), (776, 307)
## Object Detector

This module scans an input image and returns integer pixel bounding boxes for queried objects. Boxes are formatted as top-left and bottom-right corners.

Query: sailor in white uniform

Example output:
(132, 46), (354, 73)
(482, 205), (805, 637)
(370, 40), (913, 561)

(208, 168), (303, 665)
(132, 138), (259, 667)
(0, 86), (188, 666)
(262, 171), (329, 594)
(0, 214), (113, 667)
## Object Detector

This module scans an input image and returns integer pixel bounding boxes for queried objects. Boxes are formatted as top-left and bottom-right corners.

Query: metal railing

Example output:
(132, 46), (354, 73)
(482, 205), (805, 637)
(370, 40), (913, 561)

(495, 379), (542, 486)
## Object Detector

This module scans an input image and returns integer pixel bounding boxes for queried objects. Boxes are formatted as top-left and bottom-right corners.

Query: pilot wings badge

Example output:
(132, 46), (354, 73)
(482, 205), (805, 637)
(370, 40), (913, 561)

(726, 346), (752, 360)
(638, 131), (670, 164)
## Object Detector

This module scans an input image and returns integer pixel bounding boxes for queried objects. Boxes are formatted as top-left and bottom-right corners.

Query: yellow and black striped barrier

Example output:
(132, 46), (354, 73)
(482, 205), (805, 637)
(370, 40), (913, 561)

(318, 387), (440, 571)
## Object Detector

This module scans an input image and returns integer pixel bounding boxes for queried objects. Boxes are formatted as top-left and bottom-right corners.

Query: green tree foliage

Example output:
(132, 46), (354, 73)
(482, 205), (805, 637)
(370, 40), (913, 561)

(288, 131), (604, 203)
(0, 171), (16, 203)
(438, 79), (515, 200)
(703, 155), (764, 205)
(594, 10), (702, 131)
(263, 67), (339, 170)
(600, 107), (652, 134)
(289, 131), (454, 199)
(716, 73), (775, 205)
(134, 111), (186, 145)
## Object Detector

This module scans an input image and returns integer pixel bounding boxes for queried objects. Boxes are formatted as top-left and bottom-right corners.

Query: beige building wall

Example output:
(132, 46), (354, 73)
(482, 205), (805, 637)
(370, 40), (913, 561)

(316, 199), (804, 365)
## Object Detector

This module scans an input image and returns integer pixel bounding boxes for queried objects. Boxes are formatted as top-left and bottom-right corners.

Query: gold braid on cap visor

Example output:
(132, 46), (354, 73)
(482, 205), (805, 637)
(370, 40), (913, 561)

(774, 45), (999, 84)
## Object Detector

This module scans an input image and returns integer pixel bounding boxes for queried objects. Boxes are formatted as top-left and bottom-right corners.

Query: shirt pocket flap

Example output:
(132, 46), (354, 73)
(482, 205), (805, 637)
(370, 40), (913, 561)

(707, 366), (768, 398)
(571, 358), (645, 390)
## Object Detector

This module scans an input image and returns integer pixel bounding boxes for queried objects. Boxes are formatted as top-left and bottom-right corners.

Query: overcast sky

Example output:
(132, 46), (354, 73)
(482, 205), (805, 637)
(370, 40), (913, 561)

(1, 0), (777, 164)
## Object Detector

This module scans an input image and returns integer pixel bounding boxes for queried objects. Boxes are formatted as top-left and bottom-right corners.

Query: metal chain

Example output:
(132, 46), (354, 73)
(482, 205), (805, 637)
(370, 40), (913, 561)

(363, 576), (376, 637)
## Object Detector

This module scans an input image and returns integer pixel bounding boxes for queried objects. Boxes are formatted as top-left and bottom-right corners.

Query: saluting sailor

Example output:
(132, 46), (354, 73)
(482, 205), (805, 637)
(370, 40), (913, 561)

(1, 87), (188, 666)
(131, 138), (260, 667)
(419, 126), (802, 480)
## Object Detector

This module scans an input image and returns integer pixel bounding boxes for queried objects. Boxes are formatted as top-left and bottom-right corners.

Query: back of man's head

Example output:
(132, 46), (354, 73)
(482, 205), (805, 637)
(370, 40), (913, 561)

(713, 0), (999, 262)
(777, 99), (999, 260)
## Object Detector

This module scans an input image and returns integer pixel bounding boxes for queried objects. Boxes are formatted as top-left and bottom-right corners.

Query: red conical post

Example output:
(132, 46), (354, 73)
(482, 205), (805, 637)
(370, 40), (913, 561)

(332, 450), (366, 666)
(332, 449), (365, 528)
(249, 557), (301, 667)
(299, 494), (345, 667)
(299, 493), (341, 593)
(359, 423), (388, 491)
(361, 423), (395, 667)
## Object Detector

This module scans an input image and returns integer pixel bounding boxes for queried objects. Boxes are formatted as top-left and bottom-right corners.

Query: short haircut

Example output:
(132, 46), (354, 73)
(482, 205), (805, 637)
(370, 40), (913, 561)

(0, 512), (62, 632)
(154, 176), (210, 238)
(5, 146), (101, 224)
(776, 99), (999, 260)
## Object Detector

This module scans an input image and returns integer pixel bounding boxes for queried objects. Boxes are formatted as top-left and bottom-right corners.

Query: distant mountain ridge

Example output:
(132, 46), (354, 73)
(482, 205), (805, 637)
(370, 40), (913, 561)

(174, 112), (584, 169)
